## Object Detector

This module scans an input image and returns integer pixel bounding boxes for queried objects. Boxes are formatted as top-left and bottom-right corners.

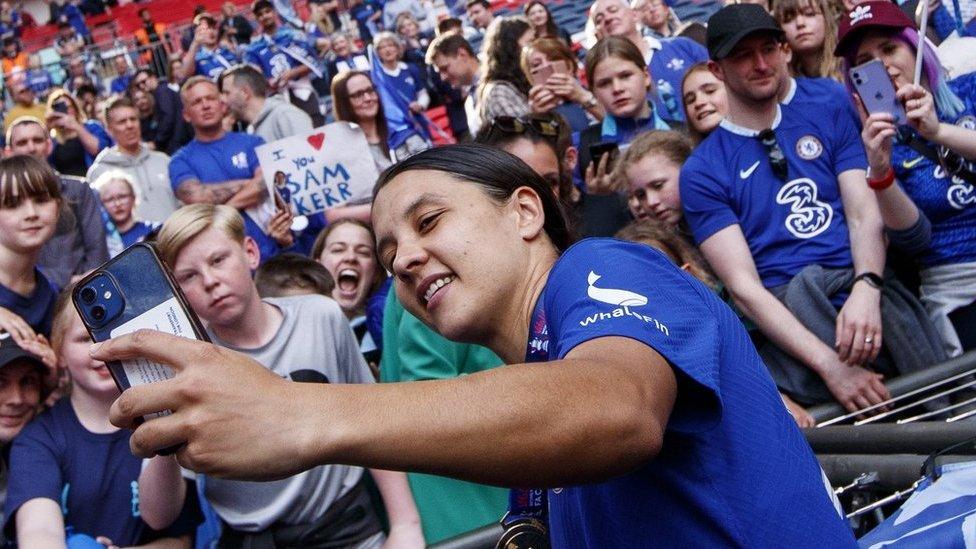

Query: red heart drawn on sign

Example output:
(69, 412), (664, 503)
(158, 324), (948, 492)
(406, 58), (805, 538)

(307, 133), (325, 150)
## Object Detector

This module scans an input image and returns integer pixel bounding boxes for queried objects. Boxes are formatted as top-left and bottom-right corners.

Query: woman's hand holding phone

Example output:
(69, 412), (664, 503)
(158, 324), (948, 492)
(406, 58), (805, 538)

(897, 84), (941, 141)
(854, 93), (897, 178)
(528, 84), (559, 113)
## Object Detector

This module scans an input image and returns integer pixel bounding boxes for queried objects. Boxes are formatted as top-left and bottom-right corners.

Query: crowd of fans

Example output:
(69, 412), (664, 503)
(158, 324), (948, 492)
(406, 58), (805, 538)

(0, 0), (973, 544)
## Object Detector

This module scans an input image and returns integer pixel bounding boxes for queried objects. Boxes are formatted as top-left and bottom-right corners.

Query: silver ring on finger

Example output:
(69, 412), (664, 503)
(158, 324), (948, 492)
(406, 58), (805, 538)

(864, 336), (874, 344)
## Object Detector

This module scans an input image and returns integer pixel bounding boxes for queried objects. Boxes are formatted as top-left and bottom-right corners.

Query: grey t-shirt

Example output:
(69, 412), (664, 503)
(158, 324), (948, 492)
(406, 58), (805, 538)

(205, 295), (374, 531)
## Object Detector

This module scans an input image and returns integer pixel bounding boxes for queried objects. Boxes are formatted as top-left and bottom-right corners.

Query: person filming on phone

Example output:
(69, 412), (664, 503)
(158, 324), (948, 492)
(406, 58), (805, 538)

(836, 1), (976, 357)
(680, 4), (945, 413)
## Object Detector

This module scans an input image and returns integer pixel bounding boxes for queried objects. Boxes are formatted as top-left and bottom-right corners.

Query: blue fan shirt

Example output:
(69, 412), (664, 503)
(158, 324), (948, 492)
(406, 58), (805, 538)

(680, 104), (866, 288)
(528, 238), (855, 548)
(646, 36), (708, 123)
(194, 46), (240, 80)
(891, 71), (976, 267)
(169, 132), (281, 262)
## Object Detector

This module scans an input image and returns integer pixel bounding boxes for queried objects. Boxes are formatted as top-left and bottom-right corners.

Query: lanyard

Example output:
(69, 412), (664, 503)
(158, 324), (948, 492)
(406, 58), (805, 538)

(496, 298), (551, 547)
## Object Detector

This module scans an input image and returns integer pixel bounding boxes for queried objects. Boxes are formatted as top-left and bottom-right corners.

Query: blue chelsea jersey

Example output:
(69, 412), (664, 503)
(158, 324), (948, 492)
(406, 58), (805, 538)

(891, 71), (976, 268)
(195, 46), (240, 80)
(529, 239), (855, 548)
(244, 29), (320, 80)
(782, 76), (860, 128)
(647, 36), (708, 123)
(169, 133), (281, 261)
(680, 104), (866, 288)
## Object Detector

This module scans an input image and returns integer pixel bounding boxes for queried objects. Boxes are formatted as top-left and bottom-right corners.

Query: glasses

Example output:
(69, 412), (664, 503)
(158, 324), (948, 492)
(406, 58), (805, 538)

(348, 86), (377, 102)
(487, 115), (561, 142)
(758, 128), (788, 182)
(101, 193), (134, 205)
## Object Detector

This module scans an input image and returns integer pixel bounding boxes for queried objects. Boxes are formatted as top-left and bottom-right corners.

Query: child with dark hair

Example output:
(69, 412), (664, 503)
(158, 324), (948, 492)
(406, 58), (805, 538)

(255, 252), (335, 298)
(0, 155), (62, 343)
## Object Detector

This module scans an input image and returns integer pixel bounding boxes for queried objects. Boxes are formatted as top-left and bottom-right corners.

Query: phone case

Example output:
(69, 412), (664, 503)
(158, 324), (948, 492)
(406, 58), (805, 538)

(850, 59), (907, 125)
(72, 243), (210, 399)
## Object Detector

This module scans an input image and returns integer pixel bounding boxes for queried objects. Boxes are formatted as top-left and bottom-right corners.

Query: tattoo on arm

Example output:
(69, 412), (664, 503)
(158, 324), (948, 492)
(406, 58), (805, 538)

(176, 180), (244, 205)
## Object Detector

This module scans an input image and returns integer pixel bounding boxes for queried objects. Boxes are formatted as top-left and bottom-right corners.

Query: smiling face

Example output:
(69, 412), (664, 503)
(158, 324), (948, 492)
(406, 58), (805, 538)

(853, 30), (917, 90)
(373, 171), (534, 342)
(0, 360), (42, 444)
(172, 227), (261, 328)
(345, 74), (380, 122)
(59, 311), (117, 399)
(432, 51), (476, 88)
(624, 153), (682, 226)
(333, 34), (351, 56)
(592, 55), (650, 118)
(0, 194), (58, 255)
(317, 222), (379, 317)
(713, 33), (788, 104)
(682, 68), (728, 135)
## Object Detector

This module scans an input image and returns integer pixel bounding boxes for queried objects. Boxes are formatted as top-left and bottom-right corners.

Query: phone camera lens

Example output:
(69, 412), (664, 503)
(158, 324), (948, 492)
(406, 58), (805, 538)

(91, 305), (106, 321)
(80, 287), (97, 304)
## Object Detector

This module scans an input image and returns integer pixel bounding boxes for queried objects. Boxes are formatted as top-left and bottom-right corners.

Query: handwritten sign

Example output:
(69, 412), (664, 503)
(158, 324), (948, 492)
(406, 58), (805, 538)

(255, 122), (381, 215)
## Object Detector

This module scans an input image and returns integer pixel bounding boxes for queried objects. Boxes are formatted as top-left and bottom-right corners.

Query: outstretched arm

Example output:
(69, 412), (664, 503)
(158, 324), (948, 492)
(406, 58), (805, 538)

(103, 332), (674, 487)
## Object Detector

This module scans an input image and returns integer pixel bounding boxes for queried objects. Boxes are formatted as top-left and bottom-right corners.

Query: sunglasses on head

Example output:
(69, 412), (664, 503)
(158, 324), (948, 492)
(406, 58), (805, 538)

(758, 128), (788, 182)
(488, 115), (561, 139)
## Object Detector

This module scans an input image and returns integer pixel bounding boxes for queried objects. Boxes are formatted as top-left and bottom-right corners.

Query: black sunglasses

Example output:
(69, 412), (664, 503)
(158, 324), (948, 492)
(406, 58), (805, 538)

(488, 115), (561, 139)
(758, 128), (788, 182)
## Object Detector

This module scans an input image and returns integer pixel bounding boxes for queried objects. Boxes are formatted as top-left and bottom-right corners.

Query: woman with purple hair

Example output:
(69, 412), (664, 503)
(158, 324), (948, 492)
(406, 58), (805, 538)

(836, 1), (976, 357)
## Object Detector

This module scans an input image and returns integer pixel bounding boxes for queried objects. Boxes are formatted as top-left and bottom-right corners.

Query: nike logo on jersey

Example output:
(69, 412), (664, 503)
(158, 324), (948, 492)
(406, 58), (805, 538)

(902, 156), (925, 169)
(740, 161), (760, 179)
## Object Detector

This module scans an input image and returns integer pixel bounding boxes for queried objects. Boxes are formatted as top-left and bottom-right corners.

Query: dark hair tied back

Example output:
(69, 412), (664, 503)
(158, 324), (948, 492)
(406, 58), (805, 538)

(374, 144), (575, 252)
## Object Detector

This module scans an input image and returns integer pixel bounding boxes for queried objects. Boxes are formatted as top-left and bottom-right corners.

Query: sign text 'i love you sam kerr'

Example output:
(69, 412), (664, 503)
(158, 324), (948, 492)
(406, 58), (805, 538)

(255, 122), (380, 215)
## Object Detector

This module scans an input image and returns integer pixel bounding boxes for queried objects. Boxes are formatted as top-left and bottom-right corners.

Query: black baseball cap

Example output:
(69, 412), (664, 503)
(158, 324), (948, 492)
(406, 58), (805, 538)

(0, 334), (49, 375)
(706, 4), (785, 60)
(251, 0), (274, 14)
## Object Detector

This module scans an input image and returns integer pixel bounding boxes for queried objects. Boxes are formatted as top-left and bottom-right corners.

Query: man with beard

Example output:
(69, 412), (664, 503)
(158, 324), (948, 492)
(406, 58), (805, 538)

(679, 4), (942, 412)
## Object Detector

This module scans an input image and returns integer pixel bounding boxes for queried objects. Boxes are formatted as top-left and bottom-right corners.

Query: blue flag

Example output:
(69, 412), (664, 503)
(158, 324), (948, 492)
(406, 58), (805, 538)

(859, 461), (976, 548)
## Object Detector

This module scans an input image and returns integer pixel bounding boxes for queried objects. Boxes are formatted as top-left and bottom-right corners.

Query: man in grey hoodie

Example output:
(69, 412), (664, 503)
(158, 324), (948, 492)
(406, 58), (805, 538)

(87, 96), (180, 224)
(218, 64), (314, 143)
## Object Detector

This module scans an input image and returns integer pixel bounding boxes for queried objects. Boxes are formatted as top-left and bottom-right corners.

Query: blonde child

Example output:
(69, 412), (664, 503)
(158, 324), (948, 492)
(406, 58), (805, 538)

(4, 289), (198, 547)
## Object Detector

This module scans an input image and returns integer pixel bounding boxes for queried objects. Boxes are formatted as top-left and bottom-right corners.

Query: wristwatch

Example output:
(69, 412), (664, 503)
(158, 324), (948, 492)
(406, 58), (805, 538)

(853, 272), (884, 290)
